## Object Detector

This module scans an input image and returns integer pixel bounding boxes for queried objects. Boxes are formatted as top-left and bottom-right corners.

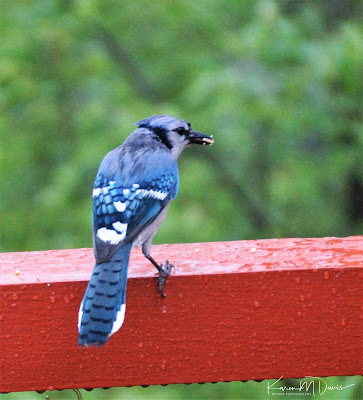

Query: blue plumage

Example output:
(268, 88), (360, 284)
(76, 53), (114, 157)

(78, 115), (214, 346)
(78, 244), (131, 346)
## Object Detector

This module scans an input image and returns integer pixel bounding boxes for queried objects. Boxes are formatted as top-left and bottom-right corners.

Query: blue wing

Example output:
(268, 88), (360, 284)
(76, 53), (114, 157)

(92, 154), (179, 263)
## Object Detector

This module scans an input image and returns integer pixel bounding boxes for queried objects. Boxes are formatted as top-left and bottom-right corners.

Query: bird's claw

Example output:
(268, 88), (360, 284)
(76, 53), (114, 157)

(158, 260), (173, 298)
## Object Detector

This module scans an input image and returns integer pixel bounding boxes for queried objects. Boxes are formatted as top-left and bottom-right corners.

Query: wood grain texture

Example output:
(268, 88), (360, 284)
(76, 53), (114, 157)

(0, 237), (362, 392)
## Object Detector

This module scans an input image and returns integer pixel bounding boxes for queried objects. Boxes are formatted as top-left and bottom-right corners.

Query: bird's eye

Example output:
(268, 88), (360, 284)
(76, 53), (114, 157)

(175, 127), (186, 135)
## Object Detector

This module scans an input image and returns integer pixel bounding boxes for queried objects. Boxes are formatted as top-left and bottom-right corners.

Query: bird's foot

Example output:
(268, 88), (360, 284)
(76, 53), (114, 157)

(158, 260), (173, 298)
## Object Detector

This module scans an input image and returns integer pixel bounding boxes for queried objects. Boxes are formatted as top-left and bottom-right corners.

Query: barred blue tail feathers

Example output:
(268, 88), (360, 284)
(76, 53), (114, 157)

(78, 243), (132, 347)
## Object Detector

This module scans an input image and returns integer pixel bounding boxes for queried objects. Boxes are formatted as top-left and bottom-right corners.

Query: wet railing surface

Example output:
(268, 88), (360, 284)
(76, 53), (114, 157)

(1, 237), (362, 392)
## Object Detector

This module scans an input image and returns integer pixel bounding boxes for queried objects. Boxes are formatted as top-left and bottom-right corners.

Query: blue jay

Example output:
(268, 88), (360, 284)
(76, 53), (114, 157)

(78, 115), (214, 346)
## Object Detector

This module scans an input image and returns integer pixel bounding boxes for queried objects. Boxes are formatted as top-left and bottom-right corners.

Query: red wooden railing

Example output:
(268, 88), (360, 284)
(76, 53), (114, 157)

(1, 237), (362, 393)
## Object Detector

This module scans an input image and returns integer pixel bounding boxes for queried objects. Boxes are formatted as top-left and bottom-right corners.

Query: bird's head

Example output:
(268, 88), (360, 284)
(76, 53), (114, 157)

(135, 115), (214, 158)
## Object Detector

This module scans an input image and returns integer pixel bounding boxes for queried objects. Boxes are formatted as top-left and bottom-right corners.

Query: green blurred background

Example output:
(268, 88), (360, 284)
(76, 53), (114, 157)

(1, 0), (362, 399)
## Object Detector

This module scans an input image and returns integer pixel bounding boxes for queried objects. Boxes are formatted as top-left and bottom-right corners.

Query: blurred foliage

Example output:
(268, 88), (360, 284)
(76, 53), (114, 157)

(0, 0), (362, 399)
(2, 376), (362, 400)
(1, 0), (362, 253)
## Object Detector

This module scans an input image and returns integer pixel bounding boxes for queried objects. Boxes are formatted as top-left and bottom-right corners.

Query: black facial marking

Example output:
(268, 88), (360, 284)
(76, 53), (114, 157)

(152, 127), (172, 150)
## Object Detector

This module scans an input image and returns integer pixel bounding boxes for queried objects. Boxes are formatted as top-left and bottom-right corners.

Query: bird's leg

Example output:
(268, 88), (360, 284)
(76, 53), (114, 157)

(145, 255), (173, 298)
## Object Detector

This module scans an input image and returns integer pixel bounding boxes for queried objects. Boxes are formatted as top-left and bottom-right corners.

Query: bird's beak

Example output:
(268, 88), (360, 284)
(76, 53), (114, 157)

(188, 130), (214, 146)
